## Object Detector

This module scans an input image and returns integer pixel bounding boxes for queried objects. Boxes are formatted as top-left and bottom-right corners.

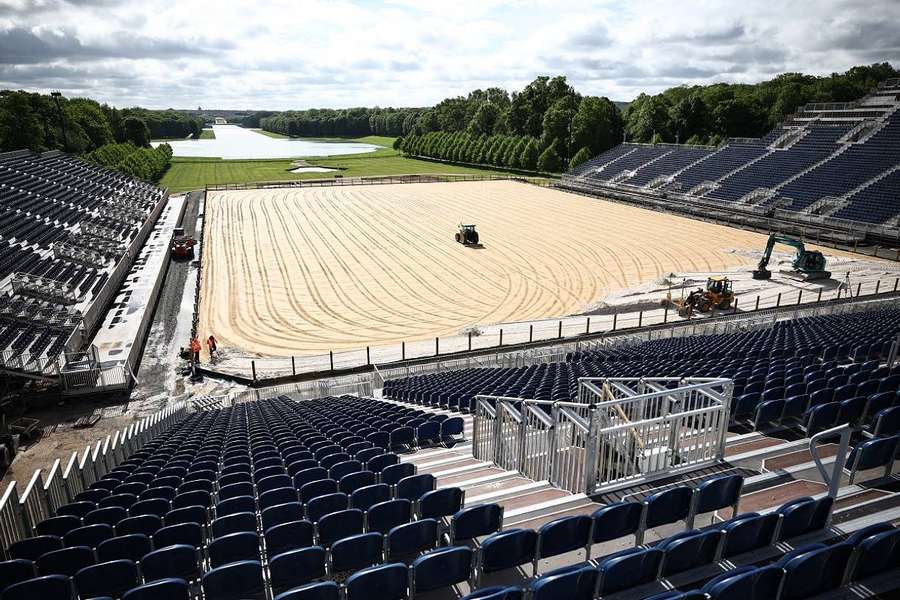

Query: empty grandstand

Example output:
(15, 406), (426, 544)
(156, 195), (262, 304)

(562, 78), (900, 244)
(3, 324), (899, 599)
(0, 150), (168, 392)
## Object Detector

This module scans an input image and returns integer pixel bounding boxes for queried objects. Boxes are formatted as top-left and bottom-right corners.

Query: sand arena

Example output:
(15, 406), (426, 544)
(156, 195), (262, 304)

(198, 180), (782, 357)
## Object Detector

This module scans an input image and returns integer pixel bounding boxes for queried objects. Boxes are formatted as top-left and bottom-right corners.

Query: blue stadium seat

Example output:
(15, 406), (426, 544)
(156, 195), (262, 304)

(1, 574), (73, 600)
(329, 532), (383, 573)
(344, 562), (407, 600)
(450, 504), (503, 543)
(202, 560), (265, 600)
(140, 544), (200, 582)
(595, 546), (664, 595)
(528, 563), (597, 600)
(274, 581), (339, 600)
(74, 559), (140, 599)
(475, 528), (537, 586)
(121, 578), (190, 600)
(266, 519), (316, 555)
(409, 546), (473, 596)
(269, 547), (327, 593)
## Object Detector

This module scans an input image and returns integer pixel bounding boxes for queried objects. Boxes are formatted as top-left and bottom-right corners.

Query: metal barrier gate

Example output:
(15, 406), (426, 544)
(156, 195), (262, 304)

(473, 377), (732, 494)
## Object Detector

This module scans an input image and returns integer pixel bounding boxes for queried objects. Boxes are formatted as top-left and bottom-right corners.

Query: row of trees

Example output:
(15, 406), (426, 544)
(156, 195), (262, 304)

(398, 131), (569, 172)
(86, 142), (173, 182)
(623, 63), (898, 145)
(260, 107), (423, 138)
(0, 90), (203, 154)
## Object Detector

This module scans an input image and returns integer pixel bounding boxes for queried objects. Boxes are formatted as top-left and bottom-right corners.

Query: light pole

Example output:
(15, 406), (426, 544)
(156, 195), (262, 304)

(50, 91), (70, 152)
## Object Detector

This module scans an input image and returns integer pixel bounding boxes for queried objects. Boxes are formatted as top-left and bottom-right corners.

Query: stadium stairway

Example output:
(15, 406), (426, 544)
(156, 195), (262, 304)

(356, 397), (604, 533)
(365, 392), (900, 559)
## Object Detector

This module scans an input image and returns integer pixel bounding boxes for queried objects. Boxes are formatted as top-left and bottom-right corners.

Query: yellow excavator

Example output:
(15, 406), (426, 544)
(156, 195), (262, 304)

(664, 276), (735, 317)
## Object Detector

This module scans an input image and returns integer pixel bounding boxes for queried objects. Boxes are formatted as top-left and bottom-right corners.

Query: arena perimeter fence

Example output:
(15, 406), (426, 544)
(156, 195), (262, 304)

(216, 276), (900, 383)
(0, 401), (189, 557)
(204, 173), (553, 192)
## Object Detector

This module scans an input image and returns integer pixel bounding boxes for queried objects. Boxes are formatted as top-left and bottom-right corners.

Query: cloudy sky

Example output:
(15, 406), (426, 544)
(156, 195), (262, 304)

(1, 0), (898, 109)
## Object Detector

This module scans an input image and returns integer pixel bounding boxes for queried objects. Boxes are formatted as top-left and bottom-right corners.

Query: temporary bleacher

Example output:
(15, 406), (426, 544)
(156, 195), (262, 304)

(2, 377), (898, 600)
(0, 150), (167, 383)
(564, 78), (900, 229)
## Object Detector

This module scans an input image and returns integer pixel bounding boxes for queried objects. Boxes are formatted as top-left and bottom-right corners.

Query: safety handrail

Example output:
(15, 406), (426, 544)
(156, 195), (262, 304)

(810, 423), (854, 498)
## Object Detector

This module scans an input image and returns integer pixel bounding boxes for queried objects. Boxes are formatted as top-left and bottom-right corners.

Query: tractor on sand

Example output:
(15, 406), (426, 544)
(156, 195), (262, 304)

(455, 224), (480, 246)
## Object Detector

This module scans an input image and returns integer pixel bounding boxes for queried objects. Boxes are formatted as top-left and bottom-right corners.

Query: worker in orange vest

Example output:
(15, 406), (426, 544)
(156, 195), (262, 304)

(189, 337), (202, 366)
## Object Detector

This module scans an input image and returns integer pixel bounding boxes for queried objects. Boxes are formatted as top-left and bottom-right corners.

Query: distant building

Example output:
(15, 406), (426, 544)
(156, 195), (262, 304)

(215, 117), (227, 125)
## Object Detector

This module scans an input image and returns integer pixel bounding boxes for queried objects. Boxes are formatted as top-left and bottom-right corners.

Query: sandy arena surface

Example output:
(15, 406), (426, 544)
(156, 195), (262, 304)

(198, 180), (843, 358)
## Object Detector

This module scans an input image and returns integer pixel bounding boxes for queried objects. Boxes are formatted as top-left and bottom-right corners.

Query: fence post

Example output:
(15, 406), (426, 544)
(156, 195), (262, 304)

(817, 289), (822, 303)
(329, 351), (334, 372)
(856, 282), (861, 297)
(529, 325), (533, 343)
(291, 356), (296, 376)
(558, 321), (563, 338)
(733, 297), (739, 314)
(585, 317), (590, 334)
(875, 280), (880, 295)
(755, 296), (760, 311)
(499, 329), (503, 346)
(435, 337), (439, 356)
(251, 360), (257, 382)
(776, 293), (781, 308)
(797, 290), (802, 305)
(612, 312), (617, 331)
(402, 342), (406, 361)
(638, 311), (643, 327)
(895, 277), (899, 292)
(366, 346), (370, 365)
(664, 305), (668, 324)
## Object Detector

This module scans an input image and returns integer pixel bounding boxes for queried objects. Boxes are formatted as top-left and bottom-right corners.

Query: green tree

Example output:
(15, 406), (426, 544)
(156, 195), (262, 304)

(0, 93), (44, 151)
(569, 96), (623, 156)
(537, 140), (563, 172)
(123, 117), (151, 147)
(668, 94), (708, 144)
(468, 102), (502, 135)
(623, 94), (671, 142)
(520, 138), (541, 170)
(569, 146), (593, 169)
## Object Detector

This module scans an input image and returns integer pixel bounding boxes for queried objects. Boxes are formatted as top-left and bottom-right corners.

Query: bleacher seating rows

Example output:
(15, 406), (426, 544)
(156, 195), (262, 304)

(568, 80), (900, 225)
(3, 395), (896, 600)
(0, 150), (166, 365)
(385, 310), (900, 419)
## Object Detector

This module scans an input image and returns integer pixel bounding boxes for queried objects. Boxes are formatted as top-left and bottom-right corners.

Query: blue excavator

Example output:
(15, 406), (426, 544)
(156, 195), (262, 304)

(752, 234), (831, 281)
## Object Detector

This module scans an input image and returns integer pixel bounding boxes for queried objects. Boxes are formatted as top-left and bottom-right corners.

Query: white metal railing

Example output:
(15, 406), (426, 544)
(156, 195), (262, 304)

(0, 400), (189, 555)
(473, 378), (732, 494)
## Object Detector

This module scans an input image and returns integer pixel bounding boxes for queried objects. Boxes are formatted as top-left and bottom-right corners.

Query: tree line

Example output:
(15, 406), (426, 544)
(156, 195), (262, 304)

(0, 90), (204, 154)
(623, 63), (898, 145)
(260, 107), (424, 138)
(85, 142), (173, 183)
(260, 63), (896, 172)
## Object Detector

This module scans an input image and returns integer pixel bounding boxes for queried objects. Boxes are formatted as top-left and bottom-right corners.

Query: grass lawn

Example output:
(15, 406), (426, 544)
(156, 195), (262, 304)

(199, 129), (215, 139)
(159, 134), (552, 193)
(252, 129), (289, 139)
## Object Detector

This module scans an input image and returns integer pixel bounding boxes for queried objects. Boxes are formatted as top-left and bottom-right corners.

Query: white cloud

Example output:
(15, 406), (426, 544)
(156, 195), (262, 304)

(0, 0), (897, 108)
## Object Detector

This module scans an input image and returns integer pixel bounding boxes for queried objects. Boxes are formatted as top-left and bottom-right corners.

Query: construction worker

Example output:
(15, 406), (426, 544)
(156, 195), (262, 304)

(190, 336), (202, 366)
(207, 334), (218, 359)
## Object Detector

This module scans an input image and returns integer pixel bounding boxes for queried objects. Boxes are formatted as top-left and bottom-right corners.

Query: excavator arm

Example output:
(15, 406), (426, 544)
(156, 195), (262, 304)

(753, 234), (828, 280)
